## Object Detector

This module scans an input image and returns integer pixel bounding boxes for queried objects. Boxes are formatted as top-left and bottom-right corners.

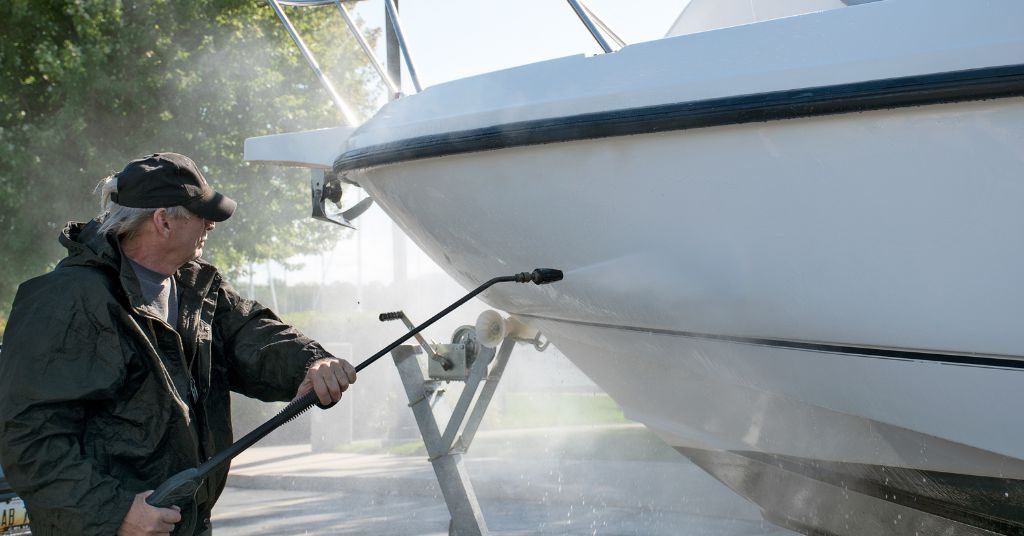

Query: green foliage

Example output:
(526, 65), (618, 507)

(0, 0), (380, 312)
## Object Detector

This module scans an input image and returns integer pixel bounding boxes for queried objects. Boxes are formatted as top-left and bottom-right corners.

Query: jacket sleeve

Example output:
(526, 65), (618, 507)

(212, 277), (332, 402)
(0, 277), (136, 536)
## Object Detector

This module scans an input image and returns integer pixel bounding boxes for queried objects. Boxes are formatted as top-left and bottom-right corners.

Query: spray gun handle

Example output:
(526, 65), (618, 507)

(146, 467), (201, 509)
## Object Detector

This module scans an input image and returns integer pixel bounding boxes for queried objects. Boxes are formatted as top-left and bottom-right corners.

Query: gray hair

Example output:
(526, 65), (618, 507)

(94, 175), (191, 239)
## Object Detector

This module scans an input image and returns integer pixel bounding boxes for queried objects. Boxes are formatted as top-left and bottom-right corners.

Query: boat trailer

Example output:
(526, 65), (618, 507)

(382, 308), (550, 535)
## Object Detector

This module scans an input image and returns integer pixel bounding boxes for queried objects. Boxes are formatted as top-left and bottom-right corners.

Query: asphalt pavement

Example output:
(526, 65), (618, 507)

(213, 443), (796, 535)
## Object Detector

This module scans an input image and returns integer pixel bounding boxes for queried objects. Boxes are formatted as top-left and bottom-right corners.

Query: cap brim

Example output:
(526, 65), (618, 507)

(187, 191), (236, 222)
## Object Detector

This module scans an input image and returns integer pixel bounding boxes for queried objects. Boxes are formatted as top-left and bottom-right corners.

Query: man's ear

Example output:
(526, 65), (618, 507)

(152, 208), (173, 238)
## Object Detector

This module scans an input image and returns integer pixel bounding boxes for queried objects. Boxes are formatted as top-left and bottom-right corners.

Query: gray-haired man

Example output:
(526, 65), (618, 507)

(0, 153), (355, 535)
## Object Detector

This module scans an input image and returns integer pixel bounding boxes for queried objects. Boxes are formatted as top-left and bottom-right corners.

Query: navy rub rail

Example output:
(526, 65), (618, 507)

(516, 314), (1024, 371)
(334, 63), (1024, 174)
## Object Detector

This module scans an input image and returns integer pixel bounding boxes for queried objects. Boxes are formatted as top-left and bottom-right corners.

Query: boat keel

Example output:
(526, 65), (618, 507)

(677, 447), (1024, 535)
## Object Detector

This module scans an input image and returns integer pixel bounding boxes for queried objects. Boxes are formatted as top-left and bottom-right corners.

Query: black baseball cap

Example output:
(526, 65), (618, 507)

(110, 152), (236, 222)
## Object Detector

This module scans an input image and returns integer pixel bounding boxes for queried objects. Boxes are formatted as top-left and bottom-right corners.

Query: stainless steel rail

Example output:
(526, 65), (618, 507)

(333, 0), (401, 96)
(566, 0), (623, 53)
(383, 0), (422, 92)
(270, 0), (416, 105)
(266, 0), (360, 125)
(270, 0), (623, 119)
(581, 1), (625, 48)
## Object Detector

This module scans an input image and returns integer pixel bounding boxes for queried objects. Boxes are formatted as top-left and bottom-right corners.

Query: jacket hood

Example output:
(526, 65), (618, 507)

(58, 220), (123, 273)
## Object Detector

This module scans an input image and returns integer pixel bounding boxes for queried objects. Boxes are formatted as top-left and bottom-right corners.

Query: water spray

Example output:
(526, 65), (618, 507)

(147, 268), (563, 510)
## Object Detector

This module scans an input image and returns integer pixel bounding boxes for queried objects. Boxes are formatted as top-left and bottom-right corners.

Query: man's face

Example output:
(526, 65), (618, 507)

(167, 210), (214, 265)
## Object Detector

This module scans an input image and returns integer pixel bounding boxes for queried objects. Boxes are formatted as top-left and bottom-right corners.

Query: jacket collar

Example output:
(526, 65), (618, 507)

(58, 220), (221, 313)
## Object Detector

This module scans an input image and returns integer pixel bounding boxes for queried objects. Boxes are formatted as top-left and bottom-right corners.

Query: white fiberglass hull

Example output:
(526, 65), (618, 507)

(352, 96), (1024, 466)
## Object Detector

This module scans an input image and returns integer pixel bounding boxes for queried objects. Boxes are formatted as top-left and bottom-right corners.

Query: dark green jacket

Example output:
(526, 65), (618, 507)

(0, 221), (330, 535)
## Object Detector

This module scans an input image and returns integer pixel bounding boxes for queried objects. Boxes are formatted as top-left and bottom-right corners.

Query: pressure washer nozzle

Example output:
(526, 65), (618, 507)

(514, 268), (564, 285)
(531, 268), (563, 284)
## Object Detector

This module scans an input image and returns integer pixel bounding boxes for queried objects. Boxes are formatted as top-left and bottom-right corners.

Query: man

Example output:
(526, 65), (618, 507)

(0, 153), (356, 535)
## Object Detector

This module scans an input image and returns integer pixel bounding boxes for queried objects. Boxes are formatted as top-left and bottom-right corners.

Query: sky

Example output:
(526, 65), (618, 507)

(265, 0), (689, 287)
(351, 0), (688, 87)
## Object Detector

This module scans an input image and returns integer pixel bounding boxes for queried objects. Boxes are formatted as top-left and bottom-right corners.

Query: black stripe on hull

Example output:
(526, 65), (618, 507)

(335, 64), (1024, 173)
(517, 314), (1024, 370)
(677, 447), (1024, 535)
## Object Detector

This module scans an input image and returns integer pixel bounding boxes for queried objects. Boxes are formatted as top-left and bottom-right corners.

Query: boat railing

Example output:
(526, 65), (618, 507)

(335, 0), (401, 96)
(382, 0), (422, 93)
(266, 0), (625, 122)
(267, 0), (417, 124)
(567, 0), (625, 53)
(267, 0), (363, 125)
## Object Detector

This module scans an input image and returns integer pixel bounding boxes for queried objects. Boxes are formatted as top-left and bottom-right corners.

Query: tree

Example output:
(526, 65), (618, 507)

(0, 0), (381, 315)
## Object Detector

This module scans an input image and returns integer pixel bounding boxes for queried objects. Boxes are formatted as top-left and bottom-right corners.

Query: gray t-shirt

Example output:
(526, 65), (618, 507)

(127, 258), (179, 330)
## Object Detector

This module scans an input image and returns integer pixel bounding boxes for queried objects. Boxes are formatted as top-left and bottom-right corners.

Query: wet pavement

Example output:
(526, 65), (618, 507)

(212, 444), (796, 535)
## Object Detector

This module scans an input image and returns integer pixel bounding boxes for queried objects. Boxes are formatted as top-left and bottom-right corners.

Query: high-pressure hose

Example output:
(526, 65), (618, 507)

(147, 268), (563, 509)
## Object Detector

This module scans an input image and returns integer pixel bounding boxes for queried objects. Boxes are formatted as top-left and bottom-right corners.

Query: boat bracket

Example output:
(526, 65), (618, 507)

(387, 313), (546, 536)
(311, 169), (373, 228)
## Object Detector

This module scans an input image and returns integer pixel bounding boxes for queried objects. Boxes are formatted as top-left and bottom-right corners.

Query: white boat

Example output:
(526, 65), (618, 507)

(246, 0), (1024, 533)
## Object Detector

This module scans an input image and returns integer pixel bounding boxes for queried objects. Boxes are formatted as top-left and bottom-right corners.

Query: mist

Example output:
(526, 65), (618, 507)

(223, 195), (790, 535)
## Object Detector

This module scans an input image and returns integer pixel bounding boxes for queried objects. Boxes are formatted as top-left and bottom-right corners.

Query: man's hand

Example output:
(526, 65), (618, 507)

(117, 491), (182, 535)
(295, 357), (357, 407)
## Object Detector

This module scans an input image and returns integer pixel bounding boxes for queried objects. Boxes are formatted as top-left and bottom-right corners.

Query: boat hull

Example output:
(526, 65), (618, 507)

(349, 96), (1024, 532)
(681, 447), (1022, 535)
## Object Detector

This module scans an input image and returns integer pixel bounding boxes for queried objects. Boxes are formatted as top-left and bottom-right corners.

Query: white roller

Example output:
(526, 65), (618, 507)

(475, 310), (536, 348)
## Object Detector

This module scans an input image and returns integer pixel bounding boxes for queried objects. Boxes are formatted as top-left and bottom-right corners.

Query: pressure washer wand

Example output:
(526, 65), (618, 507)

(147, 268), (563, 509)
